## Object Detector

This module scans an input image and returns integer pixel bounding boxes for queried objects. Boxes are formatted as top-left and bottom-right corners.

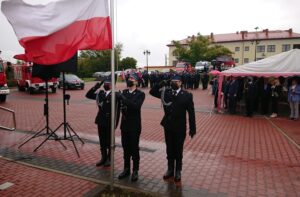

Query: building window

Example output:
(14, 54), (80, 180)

(257, 45), (265, 52)
(282, 44), (291, 52)
(267, 45), (276, 52)
(172, 61), (178, 66)
(235, 47), (240, 52)
(234, 58), (239, 63)
(244, 58), (249, 63)
(245, 46), (249, 51)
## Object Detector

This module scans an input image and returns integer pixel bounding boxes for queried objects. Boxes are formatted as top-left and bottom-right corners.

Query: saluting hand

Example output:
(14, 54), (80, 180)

(94, 82), (101, 89)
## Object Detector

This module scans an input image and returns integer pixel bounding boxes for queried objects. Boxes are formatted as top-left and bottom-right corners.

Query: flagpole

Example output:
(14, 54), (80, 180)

(110, 0), (115, 191)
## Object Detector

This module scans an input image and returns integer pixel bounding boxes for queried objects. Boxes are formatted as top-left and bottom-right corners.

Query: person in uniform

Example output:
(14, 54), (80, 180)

(85, 77), (120, 167)
(260, 78), (271, 115)
(149, 75), (196, 183)
(244, 77), (256, 117)
(228, 76), (239, 114)
(201, 71), (209, 90)
(117, 74), (145, 182)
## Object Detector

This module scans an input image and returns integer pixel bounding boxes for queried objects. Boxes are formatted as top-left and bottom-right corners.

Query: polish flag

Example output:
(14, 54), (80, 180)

(1, 0), (112, 65)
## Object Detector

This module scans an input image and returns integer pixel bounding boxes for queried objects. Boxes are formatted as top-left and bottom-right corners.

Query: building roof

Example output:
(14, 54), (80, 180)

(167, 29), (300, 46)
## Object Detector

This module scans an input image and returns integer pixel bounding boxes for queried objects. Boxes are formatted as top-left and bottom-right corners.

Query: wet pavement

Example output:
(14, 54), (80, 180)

(0, 82), (299, 197)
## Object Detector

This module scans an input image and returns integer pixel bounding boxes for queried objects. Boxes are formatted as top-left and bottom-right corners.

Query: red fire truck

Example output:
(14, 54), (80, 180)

(174, 62), (192, 73)
(0, 60), (9, 102)
(14, 63), (58, 94)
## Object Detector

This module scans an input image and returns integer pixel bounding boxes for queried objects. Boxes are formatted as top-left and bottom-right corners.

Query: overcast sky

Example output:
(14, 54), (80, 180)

(1, 0), (300, 67)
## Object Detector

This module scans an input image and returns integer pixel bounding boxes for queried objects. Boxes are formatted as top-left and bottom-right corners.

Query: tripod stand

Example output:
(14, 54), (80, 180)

(18, 80), (66, 150)
(34, 72), (84, 157)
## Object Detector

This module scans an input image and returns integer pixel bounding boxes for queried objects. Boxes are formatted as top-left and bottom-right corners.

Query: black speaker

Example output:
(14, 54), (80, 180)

(32, 53), (77, 80)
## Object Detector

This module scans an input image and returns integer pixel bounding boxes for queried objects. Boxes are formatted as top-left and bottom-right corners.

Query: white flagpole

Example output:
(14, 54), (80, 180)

(110, 0), (115, 191)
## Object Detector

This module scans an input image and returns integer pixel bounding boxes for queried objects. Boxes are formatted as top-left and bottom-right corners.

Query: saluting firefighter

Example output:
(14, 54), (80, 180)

(149, 75), (196, 183)
(116, 74), (145, 182)
(85, 77), (120, 167)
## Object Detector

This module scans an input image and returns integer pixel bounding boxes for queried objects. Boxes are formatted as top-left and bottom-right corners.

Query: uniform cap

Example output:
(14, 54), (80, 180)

(171, 74), (182, 81)
(104, 76), (111, 83)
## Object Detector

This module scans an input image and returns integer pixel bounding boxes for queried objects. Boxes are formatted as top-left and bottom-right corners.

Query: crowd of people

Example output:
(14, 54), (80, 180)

(122, 69), (299, 120)
(211, 76), (300, 120)
(86, 69), (299, 185)
(123, 70), (204, 90)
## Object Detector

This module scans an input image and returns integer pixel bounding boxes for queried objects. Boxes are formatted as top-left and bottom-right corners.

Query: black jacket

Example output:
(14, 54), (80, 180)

(149, 86), (196, 134)
(120, 89), (145, 133)
(86, 87), (120, 128)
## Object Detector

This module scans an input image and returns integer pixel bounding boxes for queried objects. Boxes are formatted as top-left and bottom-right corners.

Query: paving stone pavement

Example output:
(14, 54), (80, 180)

(0, 82), (300, 197)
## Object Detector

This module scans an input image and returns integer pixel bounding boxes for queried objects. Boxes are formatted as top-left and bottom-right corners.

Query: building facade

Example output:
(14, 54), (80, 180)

(167, 29), (300, 66)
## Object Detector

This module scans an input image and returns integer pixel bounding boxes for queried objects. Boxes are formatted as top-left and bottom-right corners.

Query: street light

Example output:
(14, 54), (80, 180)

(143, 50), (150, 72)
(251, 27), (260, 61)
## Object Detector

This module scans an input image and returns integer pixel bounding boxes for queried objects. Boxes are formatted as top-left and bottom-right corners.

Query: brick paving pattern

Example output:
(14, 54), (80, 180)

(0, 82), (299, 197)
(0, 159), (98, 197)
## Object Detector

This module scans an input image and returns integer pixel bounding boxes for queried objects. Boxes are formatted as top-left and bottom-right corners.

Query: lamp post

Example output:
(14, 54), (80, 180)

(143, 50), (150, 72)
(251, 27), (260, 61)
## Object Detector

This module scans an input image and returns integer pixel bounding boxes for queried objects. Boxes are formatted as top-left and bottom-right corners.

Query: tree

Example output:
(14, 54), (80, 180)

(120, 57), (137, 70)
(77, 43), (123, 77)
(172, 33), (232, 66)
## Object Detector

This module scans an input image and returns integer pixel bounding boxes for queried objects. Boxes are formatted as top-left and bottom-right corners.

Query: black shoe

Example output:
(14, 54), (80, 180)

(118, 168), (130, 179)
(131, 171), (138, 182)
(103, 159), (111, 167)
(163, 169), (174, 180)
(96, 158), (106, 167)
(174, 171), (181, 182)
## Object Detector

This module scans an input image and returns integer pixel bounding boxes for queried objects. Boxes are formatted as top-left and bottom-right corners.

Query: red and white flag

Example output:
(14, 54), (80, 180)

(1, 0), (112, 65)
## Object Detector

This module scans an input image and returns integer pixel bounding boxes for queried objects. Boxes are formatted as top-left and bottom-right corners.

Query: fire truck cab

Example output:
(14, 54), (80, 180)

(174, 62), (192, 73)
(14, 63), (58, 94)
(0, 60), (9, 102)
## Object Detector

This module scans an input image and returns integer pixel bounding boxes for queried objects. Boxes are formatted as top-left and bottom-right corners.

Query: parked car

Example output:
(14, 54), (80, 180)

(93, 71), (106, 81)
(195, 61), (209, 72)
(58, 74), (84, 90)
(103, 71), (111, 77)
(92, 71), (105, 78)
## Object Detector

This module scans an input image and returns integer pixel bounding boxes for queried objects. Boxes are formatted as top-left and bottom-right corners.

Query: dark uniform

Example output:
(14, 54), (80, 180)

(228, 78), (239, 114)
(201, 72), (209, 90)
(85, 81), (120, 167)
(260, 80), (271, 115)
(117, 79), (145, 182)
(244, 78), (256, 117)
(149, 77), (196, 183)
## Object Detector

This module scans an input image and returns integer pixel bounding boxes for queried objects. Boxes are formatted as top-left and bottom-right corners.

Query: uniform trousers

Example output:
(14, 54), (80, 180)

(164, 129), (186, 171)
(121, 130), (140, 171)
(97, 124), (111, 158)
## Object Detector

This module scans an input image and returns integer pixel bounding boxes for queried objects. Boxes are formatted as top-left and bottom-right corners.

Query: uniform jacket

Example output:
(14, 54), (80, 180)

(86, 87), (120, 128)
(228, 80), (239, 97)
(120, 89), (145, 133)
(149, 85), (196, 133)
(244, 81), (256, 99)
(260, 83), (271, 99)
